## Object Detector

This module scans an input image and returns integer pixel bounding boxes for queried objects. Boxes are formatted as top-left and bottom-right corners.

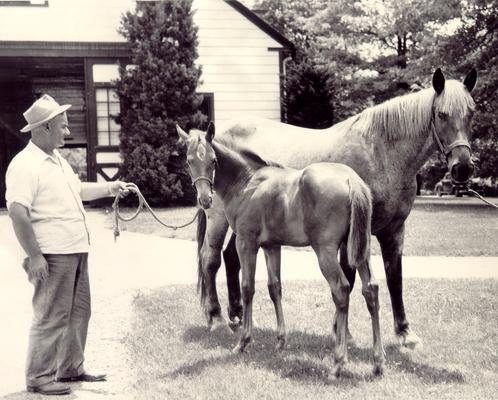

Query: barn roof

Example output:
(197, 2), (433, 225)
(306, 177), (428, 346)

(224, 0), (295, 51)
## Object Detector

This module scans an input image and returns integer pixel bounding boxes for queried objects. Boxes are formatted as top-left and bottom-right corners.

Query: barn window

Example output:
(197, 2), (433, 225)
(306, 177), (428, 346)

(96, 87), (120, 146)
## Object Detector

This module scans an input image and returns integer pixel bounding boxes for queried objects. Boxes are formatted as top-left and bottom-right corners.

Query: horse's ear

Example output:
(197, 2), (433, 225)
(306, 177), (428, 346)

(463, 68), (477, 93)
(206, 121), (215, 143)
(176, 124), (189, 144)
(432, 68), (445, 95)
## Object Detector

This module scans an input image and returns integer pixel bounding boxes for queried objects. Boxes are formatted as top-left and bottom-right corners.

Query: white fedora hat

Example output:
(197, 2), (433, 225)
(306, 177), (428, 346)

(20, 94), (71, 133)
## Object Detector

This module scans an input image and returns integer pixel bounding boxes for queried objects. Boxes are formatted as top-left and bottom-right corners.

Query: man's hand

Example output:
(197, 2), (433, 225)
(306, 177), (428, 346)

(9, 203), (46, 280)
(23, 254), (49, 283)
(109, 181), (135, 197)
(81, 181), (136, 201)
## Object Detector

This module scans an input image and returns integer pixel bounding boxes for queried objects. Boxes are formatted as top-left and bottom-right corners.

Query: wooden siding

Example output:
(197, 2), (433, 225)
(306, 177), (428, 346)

(194, 0), (283, 122)
(0, 0), (132, 42)
(0, 0), (286, 124)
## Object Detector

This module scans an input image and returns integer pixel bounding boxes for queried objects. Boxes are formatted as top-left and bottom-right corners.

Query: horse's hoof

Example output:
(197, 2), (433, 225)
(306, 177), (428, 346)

(373, 363), (384, 377)
(396, 329), (423, 350)
(276, 338), (286, 351)
(232, 344), (245, 354)
(330, 364), (342, 380)
(227, 306), (243, 325)
(228, 316), (242, 332)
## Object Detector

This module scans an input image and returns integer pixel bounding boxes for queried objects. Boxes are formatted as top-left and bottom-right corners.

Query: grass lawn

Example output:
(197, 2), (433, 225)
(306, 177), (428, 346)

(110, 197), (497, 398)
(109, 199), (498, 256)
(125, 279), (498, 400)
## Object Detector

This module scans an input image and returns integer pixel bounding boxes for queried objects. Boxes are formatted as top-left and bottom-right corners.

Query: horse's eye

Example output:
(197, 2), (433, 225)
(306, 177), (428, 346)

(438, 111), (448, 120)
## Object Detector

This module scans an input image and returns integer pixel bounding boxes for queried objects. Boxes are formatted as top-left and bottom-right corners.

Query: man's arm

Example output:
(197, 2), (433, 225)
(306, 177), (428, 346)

(8, 203), (48, 281)
(80, 181), (131, 201)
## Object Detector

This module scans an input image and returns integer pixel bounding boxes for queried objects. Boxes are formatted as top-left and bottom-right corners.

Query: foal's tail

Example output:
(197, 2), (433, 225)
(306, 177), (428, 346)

(347, 176), (373, 267)
(196, 209), (207, 304)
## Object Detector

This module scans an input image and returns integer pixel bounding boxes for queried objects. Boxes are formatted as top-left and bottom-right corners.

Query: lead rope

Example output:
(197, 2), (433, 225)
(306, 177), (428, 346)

(464, 186), (498, 210)
(112, 184), (202, 242)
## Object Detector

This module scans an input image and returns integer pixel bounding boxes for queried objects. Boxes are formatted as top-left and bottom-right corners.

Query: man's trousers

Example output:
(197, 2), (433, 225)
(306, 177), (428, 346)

(25, 253), (90, 387)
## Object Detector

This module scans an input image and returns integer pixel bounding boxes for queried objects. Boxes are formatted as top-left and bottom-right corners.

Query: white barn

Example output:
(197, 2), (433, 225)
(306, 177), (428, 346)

(0, 0), (293, 205)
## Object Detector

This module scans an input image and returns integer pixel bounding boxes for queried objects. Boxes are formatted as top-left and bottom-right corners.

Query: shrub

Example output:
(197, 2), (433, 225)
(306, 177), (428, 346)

(117, 0), (205, 206)
(283, 59), (336, 128)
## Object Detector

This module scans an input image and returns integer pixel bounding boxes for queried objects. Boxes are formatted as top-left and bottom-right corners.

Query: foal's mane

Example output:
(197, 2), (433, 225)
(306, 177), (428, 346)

(349, 81), (475, 141)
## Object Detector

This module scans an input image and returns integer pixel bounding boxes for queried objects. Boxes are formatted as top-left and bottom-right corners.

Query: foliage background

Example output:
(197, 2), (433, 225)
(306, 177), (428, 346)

(117, 0), (497, 200)
(117, 0), (205, 206)
(252, 0), (498, 190)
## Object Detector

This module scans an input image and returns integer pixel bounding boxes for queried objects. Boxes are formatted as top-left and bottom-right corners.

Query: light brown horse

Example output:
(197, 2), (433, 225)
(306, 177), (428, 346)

(177, 122), (384, 377)
(193, 68), (477, 349)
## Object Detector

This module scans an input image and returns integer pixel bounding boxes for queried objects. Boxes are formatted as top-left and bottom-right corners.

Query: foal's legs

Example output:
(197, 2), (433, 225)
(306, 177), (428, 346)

(200, 202), (230, 330)
(340, 243), (356, 290)
(263, 246), (286, 350)
(357, 260), (385, 375)
(233, 237), (258, 353)
(338, 243), (356, 345)
(315, 245), (351, 378)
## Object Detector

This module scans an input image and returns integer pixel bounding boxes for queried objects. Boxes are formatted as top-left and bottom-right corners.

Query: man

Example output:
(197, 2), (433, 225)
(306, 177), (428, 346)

(5, 94), (132, 396)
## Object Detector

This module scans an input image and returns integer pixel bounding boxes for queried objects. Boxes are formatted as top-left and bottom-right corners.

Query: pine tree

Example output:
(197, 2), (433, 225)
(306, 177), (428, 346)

(284, 59), (336, 128)
(117, 0), (205, 206)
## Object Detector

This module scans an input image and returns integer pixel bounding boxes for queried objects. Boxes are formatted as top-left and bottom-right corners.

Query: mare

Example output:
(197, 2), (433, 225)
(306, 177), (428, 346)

(177, 122), (384, 377)
(194, 68), (477, 348)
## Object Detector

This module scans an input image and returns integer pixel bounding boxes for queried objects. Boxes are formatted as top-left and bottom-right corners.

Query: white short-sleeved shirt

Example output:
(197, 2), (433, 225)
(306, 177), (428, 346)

(5, 141), (90, 254)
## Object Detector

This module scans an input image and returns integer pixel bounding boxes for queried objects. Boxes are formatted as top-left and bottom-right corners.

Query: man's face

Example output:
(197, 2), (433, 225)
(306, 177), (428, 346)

(47, 113), (70, 149)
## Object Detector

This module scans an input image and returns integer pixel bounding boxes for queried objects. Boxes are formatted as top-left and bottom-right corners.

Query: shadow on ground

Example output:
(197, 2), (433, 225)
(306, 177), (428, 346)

(161, 324), (465, 387)
(1, 383), (118, 400)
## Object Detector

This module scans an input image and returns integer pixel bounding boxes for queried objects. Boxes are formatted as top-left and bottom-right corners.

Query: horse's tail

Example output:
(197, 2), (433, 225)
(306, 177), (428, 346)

(196, 208), (207, 304)
(347, 175), (372, 267)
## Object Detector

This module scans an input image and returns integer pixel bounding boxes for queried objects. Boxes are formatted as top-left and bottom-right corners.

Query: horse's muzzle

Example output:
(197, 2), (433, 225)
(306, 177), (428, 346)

(198, 195), (213, 210)
(451, 161), (474, 184)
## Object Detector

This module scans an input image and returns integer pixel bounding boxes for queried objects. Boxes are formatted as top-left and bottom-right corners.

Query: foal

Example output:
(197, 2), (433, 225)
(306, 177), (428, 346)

(177, 122), (384, 377)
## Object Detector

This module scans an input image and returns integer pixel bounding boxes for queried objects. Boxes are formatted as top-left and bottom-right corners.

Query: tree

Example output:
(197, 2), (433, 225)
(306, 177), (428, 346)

(253, 0), (327, 58)
(311, 0), (461, 69)
(306, 0), (463, 123)
(254, 0), (463, 126)
(283, 59), (336, 128)
(116, 0), (205, 206)
(440, 0), (498, 181)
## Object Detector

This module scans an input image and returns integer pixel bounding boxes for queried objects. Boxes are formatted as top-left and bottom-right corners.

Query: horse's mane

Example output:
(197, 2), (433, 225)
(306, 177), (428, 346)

(214, 136), (284, 170)
(349, 81), (475, 142)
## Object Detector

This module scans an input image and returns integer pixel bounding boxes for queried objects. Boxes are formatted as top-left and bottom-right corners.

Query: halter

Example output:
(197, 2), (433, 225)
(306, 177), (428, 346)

(190, 155), (217, 192)
(431, 124), (471, 159)
(430, 107), (474, 186)
(430, 115), (497, 209)
(191, 175), (214, 189)
(430, 109), (471, 161)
